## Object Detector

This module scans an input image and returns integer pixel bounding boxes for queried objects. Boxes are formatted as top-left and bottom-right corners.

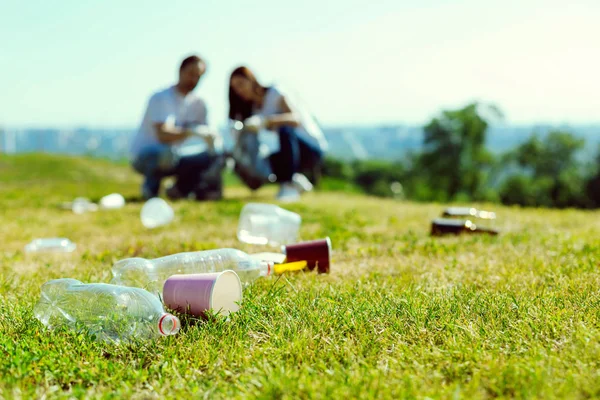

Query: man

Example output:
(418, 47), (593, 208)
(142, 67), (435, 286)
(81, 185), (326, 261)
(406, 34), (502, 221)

(129, 55), (223, 200)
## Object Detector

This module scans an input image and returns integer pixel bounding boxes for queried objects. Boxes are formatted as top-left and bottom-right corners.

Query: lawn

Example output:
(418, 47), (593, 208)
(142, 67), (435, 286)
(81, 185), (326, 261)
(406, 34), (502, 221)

(1, 153), (599, 399)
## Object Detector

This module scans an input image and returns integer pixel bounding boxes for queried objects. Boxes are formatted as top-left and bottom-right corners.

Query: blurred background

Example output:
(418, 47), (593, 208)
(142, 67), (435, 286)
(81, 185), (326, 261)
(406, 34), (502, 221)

(1, 0), (599, 207)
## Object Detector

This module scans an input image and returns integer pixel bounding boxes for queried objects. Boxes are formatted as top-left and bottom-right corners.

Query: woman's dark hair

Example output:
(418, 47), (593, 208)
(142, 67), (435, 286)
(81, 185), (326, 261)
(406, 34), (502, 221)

(228, 66), (265, 120)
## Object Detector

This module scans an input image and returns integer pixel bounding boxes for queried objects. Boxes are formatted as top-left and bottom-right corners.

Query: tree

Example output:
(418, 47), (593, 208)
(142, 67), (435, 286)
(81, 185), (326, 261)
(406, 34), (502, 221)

(500, 130), (587, 207)
(514, 131), (584, 177)
(585, 144), (600, 208)
(417, 103), (498, 201)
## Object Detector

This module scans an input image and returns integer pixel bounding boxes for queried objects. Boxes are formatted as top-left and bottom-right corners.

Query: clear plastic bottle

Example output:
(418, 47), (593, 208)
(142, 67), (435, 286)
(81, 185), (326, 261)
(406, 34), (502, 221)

(25, 238), (76, 253)
(237, 203), (301, 246)
(34, 279), (180, 343)
(110, 248), (273, 295)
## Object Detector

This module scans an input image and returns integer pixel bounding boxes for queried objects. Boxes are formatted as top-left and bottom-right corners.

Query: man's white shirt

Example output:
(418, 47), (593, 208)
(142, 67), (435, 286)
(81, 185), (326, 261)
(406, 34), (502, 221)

(129, 86), (208, 158)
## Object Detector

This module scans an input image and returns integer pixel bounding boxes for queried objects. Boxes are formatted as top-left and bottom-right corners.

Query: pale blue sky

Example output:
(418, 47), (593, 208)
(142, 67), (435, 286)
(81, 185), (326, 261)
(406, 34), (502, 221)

(0, 0), (598, 128)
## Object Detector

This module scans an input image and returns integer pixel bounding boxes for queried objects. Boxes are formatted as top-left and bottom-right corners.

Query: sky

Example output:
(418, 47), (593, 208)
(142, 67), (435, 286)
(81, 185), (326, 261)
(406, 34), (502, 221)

(0, 0), (599, 128)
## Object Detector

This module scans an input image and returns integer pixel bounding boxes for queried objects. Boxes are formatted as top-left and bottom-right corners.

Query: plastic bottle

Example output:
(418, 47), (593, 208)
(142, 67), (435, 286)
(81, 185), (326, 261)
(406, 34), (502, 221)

(25, 238), (76, 253)
(237, 203), (301, 246)
(34, 279), (180, 343)
(110, 248), (274, 296)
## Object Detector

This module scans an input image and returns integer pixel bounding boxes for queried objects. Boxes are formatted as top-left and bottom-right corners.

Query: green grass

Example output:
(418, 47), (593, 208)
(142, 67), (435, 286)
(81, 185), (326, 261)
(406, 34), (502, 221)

(1, 153), (600, 399)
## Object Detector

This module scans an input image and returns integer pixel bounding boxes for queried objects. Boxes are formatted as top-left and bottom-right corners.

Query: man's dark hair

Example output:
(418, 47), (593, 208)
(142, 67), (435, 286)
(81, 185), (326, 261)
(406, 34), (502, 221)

(179, 55), (205, 72)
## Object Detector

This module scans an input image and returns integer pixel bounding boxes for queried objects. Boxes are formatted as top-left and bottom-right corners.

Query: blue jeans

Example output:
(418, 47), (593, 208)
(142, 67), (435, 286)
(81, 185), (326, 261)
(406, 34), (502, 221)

(132, 144), (217, 198)
(269, 126), (323, 183)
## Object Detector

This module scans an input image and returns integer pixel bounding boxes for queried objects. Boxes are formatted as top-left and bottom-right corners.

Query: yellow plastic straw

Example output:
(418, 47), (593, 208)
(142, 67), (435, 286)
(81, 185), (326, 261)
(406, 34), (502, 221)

(273, 260), (308, 274)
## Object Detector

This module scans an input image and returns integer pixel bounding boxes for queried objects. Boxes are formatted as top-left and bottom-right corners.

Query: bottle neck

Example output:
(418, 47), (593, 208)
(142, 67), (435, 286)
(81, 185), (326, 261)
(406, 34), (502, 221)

(259, 261), (273, 277)
(157, 313), (180, 336)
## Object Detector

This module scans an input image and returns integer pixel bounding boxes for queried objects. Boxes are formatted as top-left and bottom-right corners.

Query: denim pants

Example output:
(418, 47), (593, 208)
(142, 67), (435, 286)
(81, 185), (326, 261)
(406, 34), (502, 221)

(269, 126), (323, 183)
(131, 144), (217, 197)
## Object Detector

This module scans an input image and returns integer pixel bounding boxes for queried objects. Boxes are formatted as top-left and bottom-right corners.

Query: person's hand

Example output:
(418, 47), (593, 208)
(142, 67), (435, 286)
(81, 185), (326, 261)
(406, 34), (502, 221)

(243, 115), (266, 132)
(190, 125), (219, 149)
(203, 133), (215, 150)
(190, 124), (215, 137)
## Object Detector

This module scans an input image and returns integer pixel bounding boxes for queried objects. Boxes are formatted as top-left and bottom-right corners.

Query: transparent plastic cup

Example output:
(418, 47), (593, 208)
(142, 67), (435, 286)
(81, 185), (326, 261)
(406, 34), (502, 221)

(237, 203), (301, 246)
(140, 198), (174, 228)
(100, 193), (125, 209)
(67, 197), (98, 214)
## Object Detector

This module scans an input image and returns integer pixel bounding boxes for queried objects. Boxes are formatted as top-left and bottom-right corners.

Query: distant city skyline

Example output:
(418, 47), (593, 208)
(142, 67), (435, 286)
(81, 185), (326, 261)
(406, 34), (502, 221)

(1, 0), (599, 128)
(2, 123), (599, 162)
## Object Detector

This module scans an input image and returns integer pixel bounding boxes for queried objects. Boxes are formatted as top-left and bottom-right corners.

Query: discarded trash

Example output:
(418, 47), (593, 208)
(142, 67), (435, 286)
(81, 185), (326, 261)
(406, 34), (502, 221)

(430, 218), (499, 236)
(273, 260), (308, 274)
(390, 181), (405, 200)
(163, 271), (242, 318)
(25, 238), (76, 253)
(140, 197), (174, 228)
(440, 207), (498, 233)
(61, 197), (98, 214)
(34, 278), (180, 343)
(230, 123), (276, 191)
(250, 252), (287, 265)
(282, 237), (332, 273)
(111, 248), (274, 295)
(237, 203), (301, 246)
(99, 193), (126, 210)
(442, 207), (496, 220)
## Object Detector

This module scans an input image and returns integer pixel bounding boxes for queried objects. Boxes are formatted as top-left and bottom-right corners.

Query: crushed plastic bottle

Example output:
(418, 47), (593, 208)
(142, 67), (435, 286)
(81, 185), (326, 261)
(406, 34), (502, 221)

(111, 249), (273, 296)
(34, 279), (180, 343)
(100, 193), (126, 209)
(237, 203), (301, 246)
(25, 238), (76, 253)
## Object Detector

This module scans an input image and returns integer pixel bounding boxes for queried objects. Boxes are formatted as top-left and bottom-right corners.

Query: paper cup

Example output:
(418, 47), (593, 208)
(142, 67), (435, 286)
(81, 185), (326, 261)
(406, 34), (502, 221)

(282, 237), (332, 274)
(162, 271), (242, 317)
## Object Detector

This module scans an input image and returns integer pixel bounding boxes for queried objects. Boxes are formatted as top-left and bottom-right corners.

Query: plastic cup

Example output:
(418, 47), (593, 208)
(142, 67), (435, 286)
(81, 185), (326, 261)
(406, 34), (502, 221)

(140, 198), (174, 228)
(162, 271), (242, 317)
(237, 203), (302, 246)
(70, 197), (98, 214)
(282, 237), (332, 274)
(100, 193), (125, 209)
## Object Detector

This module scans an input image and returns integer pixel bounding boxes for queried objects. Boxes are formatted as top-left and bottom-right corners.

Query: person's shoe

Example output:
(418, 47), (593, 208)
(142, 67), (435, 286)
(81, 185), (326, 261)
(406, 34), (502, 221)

(166, 184), (185, 200)
(194, 189), (223, 201)
(276, 183), (301, 202)
(292, 173), (313, 193)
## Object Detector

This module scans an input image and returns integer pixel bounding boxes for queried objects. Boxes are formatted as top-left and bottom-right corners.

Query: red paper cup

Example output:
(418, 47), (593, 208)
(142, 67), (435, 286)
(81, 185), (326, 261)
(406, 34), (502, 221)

(282, 237), (332, 274)
(162, 271), (242, 317)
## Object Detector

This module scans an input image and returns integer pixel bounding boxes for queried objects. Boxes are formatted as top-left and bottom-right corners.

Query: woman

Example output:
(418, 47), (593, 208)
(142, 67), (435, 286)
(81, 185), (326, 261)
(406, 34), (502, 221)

(228, 66), (328, 201)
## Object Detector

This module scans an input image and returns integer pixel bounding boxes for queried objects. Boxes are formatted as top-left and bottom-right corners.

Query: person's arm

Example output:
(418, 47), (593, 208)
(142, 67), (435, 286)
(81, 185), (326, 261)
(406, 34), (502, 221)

(146, 94), (191, 144)
(264, 96), (301, 129)
(154, 122), (192, 144)
(187, 100), (219, 149)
